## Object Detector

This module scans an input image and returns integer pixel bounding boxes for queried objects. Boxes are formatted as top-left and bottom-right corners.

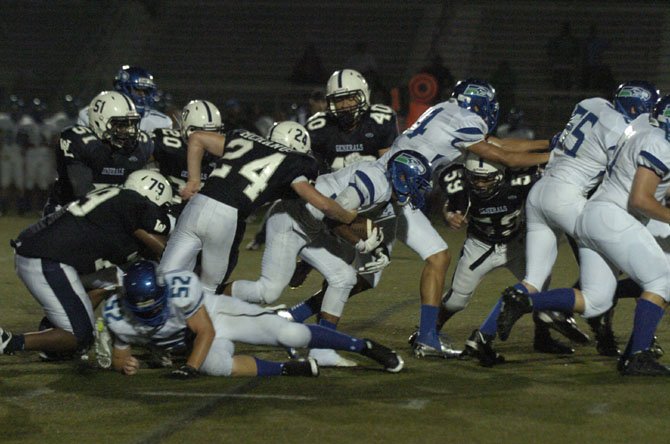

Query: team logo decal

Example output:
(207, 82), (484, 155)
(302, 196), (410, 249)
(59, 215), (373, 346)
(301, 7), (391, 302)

(464, 85), (493, 99)
(395, 153), (427, 174)
(618, 86), (651, 100)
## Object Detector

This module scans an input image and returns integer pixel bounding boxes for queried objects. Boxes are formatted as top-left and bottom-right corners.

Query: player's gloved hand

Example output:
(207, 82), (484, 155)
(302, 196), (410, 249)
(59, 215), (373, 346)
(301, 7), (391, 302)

(358, 245), (390, 275)
(355, 227), (384, 254)
(170, 364), (199, 380)
(445, 210), (467, 230)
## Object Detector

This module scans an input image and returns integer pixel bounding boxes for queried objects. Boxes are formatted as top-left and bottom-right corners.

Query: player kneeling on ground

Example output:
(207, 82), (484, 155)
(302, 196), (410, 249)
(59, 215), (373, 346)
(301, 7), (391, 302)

(104, 261), (404, 378)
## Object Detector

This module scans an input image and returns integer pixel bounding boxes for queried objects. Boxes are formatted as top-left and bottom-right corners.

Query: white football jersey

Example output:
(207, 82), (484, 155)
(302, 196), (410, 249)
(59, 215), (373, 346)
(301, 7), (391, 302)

(592, 115), (670, 216)
(0, 113), (18, 146)
(307, 160), (392, 218)
(77, 106), (173, 133)
(103, 270), (204, 350)
(380, 99), (488, 172)
(545, 98), (629, 193)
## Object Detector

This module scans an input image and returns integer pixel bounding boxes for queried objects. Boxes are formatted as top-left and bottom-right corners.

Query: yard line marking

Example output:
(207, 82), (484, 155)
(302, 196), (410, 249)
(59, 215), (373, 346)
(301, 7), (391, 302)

(400, 399), (429, 410)
(134, 378), (263, 444)
(139, 391), (316, 401)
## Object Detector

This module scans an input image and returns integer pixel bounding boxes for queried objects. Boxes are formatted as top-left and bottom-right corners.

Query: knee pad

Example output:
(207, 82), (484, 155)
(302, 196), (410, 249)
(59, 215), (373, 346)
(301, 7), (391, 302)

(199, 339), (234, 376)
(276, 323), (310, 349)
(582, 294), (614, 318)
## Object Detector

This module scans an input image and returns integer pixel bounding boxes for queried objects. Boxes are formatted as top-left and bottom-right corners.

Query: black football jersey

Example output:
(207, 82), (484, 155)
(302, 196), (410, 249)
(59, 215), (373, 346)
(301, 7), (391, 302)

(441, 165), (540, 244)
(200, 129), (319, 219)
(13, 188), (170, 274)
(152, 128), (219, 205)
(51, 125), (154, 206)
(306, 104), (398, 173)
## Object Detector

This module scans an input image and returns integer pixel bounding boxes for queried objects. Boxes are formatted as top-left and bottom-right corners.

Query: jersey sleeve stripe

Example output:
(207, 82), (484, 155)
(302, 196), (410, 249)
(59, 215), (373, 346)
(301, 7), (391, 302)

(184, 291), (205, 318)
(349, 182), (366, 205)
(640, 151), (669, 175)
(354, 170), (375, 202)
(456, 127), (485, 136)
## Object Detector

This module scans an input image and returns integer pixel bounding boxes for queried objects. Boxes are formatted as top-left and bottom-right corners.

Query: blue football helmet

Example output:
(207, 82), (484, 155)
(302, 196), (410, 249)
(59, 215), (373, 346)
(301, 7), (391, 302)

(113, 65), (158, 116)
(451, 78), (500, 131)
(650, 95), (670, 141)
(613, 80), (659, 121)
(121, 261), (169, 328)
(387, 150), (432, 210)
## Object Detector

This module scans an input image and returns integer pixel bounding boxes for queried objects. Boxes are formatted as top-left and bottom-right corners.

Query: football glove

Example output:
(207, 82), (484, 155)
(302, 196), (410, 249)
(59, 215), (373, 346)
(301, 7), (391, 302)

(169, 364), (199, 379)
(358, 245), (391, 275)
(355, 227), (384, 254)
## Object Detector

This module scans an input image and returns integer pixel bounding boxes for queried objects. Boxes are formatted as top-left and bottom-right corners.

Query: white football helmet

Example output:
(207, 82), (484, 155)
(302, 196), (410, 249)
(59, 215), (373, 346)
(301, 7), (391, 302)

(124, 169), (173, 206)
(267, 121), (311, 154)
(463, 152), (505, 199)
(88, 91), (141, 152)
(326, 69), (370, 130)
(180, 99), (223, 141)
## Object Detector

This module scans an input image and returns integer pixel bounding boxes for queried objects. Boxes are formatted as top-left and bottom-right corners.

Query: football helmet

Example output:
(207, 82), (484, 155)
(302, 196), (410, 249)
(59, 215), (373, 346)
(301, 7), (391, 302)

(113, 65), (158, 116)
(181, 100), (223, 141)
(613, 80), (660, 120)
(121, 261), (169, 328)
(463, 152), (505, 199)
(124, 169), (173, 206)
(267, 121), (312, 154)
(451, 78), (500, 131)
(387, 150), (432, 210)
(326, 69), (370, 130)
(88, 91), (141, 153)
(650, 94), (670, 139)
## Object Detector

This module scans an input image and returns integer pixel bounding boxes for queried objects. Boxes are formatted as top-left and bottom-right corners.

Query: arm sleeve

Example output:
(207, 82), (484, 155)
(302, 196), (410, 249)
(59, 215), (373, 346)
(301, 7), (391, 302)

(66, 163), (95, 198)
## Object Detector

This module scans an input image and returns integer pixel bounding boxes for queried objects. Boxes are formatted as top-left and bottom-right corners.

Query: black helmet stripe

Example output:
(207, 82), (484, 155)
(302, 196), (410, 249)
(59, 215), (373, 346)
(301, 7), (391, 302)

(120, 93), (133, 110)
(337, 70), (344, 88)
(202, 100), (213, 122)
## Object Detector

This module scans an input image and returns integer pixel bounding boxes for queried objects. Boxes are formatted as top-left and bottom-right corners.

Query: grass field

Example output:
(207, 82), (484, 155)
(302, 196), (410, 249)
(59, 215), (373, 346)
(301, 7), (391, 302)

(0, 214), (668, 444)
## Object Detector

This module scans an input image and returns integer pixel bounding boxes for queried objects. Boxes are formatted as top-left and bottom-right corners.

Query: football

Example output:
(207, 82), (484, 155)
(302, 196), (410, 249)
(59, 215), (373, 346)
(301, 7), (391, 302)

(348, 216), (377, 240)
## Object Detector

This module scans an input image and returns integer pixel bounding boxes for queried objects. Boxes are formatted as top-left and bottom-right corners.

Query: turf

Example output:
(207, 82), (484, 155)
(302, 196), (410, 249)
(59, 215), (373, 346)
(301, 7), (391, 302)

(0, 214), (667, 444)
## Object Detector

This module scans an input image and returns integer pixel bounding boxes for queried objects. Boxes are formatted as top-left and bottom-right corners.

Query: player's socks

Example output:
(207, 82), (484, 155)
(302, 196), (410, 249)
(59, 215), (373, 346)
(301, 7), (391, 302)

(288, 293), (324, 322)
(614, 277), (643, 300)
(318, 318), (336, 330)
(255, 358), (284, 376)
(626, 298), (664, 356)
(417, 304), (440, 346)
(480, 299), (502, 336)
(306, 325), (364, 352)
(529, 287), (575, 312)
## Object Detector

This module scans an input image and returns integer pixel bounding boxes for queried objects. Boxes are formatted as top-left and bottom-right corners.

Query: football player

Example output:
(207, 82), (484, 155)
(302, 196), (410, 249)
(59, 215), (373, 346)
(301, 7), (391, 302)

(103, 261), (403, 378)
(0, 170), (173, 358)
(152, 99), (223, 212)
(422, 154), (587, 366)
(377, 78), (551, 357)
(158, 121), (357, 294)
(46, 91), (154, 213)
(496, 95), (670, 376)
(0, 95), (26, 215)
(226, 150), (431, 367)
(468, 81), (659, 366)
(77, 65), (172, 133)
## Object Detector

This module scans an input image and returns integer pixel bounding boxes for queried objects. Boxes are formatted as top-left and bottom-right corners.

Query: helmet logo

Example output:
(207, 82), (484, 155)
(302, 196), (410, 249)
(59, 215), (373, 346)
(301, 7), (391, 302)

(618, 86), (651, 100)
(395, 153), (427, 174)
(464, 85), (493, 99)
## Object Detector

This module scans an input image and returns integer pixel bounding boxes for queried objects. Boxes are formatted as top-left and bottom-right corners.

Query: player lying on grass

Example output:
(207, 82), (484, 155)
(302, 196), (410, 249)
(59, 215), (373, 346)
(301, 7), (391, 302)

(103, 261), (404, 378)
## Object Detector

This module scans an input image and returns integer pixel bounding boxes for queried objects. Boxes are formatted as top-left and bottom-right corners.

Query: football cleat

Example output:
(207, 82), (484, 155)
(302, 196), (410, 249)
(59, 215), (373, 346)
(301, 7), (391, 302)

(533, 334), (574, 355)
(94, 318), (112, 369)
(651, 336), (664, 359)
(497, 286), (533, 341)
(533, 311), (589, 344)
(308, 348), (357, 367)
(619, 350), (670, 376)
(281, 357), (320, 377)
(245, 239), (262, 251)
(289, 260), (314, 289)
(361, 339), (404, 373)
(0, 328), (14, 355)
(408, 329), (462, 359)
(587, 310), (620, 357)
(463, 329), (505, 367)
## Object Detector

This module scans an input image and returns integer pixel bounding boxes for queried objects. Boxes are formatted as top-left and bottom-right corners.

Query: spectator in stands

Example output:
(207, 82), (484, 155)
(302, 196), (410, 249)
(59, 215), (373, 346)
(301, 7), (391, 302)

(0, 95), (26, 215)
(495, 107), (535, 140)
(344, 41), (379, 78)
(546, 22), (579, 90)
(290, 43), (327, 85)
